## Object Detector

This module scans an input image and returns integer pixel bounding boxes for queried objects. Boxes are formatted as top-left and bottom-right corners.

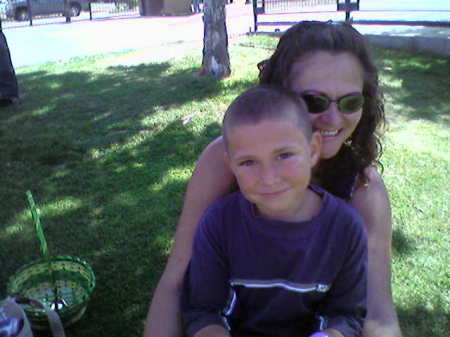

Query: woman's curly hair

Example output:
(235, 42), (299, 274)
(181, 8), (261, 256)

(258, 21), (385, 199)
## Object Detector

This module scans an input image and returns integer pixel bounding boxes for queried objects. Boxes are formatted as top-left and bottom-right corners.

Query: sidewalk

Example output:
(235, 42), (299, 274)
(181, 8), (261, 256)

(355, 24), (450, 56)
(3, 2), (450, 69)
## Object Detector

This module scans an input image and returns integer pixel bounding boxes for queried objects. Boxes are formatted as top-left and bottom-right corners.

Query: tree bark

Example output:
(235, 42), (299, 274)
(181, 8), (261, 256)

(0, 25), (19, 104)
(200, 0), (231, 78)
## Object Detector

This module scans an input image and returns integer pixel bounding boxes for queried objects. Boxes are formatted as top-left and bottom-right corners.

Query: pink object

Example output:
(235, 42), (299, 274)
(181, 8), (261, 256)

(0, 317), (23, 337)
(309, 332), (330, 337)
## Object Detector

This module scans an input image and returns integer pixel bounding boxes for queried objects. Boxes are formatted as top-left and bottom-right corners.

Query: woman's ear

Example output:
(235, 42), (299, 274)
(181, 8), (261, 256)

(310, 131), (322, 167)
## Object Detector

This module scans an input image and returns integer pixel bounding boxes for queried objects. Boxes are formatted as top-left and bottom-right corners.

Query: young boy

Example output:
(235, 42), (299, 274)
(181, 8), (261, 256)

(182, 86), (367, 337)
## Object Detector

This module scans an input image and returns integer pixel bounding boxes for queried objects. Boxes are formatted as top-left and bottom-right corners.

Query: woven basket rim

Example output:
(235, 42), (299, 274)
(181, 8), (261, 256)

(6, 255), (96, 322)
(7, 255), (95, 289)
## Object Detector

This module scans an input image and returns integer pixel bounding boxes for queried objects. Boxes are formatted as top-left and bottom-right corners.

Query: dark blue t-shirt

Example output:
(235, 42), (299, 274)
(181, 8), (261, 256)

(182, 186), (367, 337)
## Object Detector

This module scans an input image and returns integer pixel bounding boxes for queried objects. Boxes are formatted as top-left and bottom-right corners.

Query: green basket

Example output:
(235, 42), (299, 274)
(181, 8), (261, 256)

(7, 255), (96, 329)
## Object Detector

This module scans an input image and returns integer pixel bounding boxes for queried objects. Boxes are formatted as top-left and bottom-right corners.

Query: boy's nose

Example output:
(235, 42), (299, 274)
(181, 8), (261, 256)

(259, 165), (279, 186)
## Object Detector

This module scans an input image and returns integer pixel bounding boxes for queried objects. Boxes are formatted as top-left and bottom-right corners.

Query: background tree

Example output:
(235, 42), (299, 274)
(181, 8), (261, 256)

(200, 0), (231, 78)
(0, 20), (19, 107)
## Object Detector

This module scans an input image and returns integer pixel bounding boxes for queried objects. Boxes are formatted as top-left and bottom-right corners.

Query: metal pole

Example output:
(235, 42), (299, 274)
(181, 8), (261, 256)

(26, 0), (33, 26)
(64, 0), (71, 22)
(252, 0), (257, 32)
(345, 0), (350, 22)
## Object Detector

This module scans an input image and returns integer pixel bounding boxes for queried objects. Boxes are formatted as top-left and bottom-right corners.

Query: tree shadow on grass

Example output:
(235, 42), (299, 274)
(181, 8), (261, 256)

(0, 59), (256, 229)
(374, 48), (450, 125)
(392, 228), (416, 257)
(0, 117), (223, 337)
(0, 55), (257, 336)
(397, 300), (450, 337)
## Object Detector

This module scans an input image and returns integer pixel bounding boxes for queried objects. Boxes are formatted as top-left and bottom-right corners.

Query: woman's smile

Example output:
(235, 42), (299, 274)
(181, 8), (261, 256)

(318, 129), (339, 137)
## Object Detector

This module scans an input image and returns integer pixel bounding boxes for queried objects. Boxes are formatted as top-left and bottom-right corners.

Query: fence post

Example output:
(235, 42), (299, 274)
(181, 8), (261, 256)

(64, 0), (72, 22)
(26, 0), (32, 26)
(336, 0), (359, 22)
(89, 1), (93, 19)
(345, 0), (350, 21)
(252, 0), (265, 32)
(252, 0), (257, 32)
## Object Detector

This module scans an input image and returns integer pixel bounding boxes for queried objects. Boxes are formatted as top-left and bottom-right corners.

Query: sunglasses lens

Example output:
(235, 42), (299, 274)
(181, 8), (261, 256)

(339, 95), (364, 113)
(302, 94), (330, 114)
(302, 93), (365, 114)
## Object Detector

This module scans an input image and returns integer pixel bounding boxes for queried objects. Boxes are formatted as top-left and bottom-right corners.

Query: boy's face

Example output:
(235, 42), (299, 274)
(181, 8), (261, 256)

(225, 115), (321, 222)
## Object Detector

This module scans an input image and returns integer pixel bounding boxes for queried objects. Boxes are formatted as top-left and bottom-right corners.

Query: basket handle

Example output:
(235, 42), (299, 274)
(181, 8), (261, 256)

(13, 296), (66, 337)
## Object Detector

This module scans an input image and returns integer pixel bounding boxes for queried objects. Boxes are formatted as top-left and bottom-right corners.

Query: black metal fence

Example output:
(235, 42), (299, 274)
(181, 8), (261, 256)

(252, 0), (352, 30)
(0, 0), (140, 28)
(252, 0), (450, 31)
(255, 0), (335, 14)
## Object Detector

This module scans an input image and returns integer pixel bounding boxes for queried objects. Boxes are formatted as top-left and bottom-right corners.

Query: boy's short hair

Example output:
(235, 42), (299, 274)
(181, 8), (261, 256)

(222, 85), (312, 146)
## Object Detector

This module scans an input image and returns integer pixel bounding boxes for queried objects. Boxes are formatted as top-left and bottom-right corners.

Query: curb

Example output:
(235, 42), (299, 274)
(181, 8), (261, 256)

(365, 34), (450, 57)
(253, 30), (450, 58)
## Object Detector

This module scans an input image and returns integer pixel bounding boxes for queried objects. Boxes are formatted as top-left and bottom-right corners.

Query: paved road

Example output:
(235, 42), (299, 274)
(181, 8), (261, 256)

(3, 0), (450, 68)
(4, 4), (254, 68)
(3, 15), (204, 68)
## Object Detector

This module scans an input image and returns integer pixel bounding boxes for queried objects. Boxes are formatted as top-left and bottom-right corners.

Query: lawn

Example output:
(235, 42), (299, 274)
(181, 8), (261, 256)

(0, 35), (449, 337)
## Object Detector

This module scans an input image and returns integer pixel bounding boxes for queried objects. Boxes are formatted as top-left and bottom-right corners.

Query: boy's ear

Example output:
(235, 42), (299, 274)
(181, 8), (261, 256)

(310, 131), (322, 167)
(224, 151), (230, 167)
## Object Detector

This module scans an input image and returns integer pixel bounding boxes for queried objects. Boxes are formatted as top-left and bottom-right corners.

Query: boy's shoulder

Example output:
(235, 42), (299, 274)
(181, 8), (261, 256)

(200, 191), (246, 227)
(197, 192), (247, 242)
(206, 191), (244, 215)
(312, 185), (365, 233)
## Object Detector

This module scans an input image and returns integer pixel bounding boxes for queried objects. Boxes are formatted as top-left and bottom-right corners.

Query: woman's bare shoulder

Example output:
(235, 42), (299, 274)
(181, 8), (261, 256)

(196, 136), (226, 168)
(353, 166), (388, 202)
(203, 136), (225, 153)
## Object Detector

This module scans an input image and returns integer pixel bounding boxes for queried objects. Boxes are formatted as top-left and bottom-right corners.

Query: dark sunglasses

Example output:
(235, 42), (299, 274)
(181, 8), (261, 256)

(301, 92), (365, 114)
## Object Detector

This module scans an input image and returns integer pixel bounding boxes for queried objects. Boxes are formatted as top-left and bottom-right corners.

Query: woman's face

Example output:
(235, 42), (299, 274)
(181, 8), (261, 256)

(288, 51), (364, 159)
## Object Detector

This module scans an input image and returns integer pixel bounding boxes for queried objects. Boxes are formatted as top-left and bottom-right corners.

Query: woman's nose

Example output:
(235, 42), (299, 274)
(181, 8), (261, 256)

(318, 102), (343, 124)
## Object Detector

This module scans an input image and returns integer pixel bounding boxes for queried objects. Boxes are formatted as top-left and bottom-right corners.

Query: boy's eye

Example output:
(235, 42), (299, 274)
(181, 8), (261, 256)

(278, 152), (293, 160)
(239, 160), (255, 167)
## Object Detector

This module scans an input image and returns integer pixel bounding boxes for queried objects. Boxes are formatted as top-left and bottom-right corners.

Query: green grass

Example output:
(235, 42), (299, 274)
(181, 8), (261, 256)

(0, 36), (448, 337)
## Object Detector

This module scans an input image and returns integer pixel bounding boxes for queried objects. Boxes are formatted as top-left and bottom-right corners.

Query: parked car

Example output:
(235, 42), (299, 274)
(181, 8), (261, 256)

(0, 0), (8, 15)
(5, 0), (90, 21)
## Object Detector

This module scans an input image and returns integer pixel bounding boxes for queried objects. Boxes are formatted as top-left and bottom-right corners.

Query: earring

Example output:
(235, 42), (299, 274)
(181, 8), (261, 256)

(344, 139), (352, 147)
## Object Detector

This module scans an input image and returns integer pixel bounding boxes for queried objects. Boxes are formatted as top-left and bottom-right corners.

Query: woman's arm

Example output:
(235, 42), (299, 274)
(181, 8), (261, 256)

(143, 137), (235, 337)
(350, 167), (402, 337)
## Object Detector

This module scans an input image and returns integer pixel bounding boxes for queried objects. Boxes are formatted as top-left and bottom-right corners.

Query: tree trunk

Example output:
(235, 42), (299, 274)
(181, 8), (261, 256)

(140, 0), (163, 15)
(200, 0), (231, 78)
(0, 27), (19, 104)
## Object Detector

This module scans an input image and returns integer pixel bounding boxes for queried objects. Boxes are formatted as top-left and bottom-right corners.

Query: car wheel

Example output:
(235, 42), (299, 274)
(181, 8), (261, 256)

(68, 2), (81, 16)
(15, 8), (29, 21)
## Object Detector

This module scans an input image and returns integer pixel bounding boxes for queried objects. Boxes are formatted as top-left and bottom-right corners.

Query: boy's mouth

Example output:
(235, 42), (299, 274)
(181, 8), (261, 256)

(259, 189), (288, 197)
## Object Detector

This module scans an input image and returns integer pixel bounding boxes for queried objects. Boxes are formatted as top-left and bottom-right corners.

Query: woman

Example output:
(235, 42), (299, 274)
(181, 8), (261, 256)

(144, 22), (402, 337)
